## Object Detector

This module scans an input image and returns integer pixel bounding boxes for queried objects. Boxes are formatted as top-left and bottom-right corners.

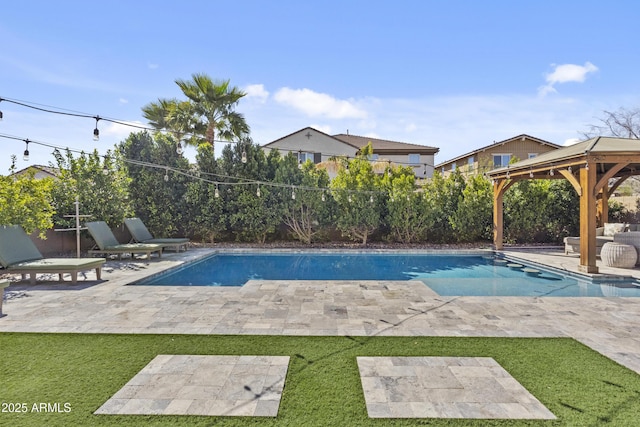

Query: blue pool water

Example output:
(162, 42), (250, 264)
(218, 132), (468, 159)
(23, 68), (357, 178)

(133, 252), (640, 297)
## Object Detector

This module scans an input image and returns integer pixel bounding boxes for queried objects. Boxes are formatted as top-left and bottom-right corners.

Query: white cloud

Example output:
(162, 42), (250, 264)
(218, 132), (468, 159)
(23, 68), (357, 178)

(309, 124), (332, 134)
(244, 84), (269, 103)
(148, 63), (159, 70)
(274, 87), (368, 119)
(103, 120), (145, 139)
(405, 123), (417, 132)
(119, 98), (129, 104)
(564, 138), (581, 146)
(538, 62), (598, 96)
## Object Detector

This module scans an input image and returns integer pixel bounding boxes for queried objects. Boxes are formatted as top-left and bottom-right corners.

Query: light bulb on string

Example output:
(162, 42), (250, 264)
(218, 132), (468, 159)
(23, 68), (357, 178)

(321, 192), (326, 202)
(93, 116), (100, 141)
(164, 168), (169, 182)
(176, 142), (183, 155)
(0, 110), (3, 121)
(256, 185), (261, 197)
(23, 139), (30, 161)
(214, 185), (220, 198)
(241, 149), (247, 164)
(291, 190), (296, 200)
(369, 195), (374, 203)
(348, 194), (352, 203)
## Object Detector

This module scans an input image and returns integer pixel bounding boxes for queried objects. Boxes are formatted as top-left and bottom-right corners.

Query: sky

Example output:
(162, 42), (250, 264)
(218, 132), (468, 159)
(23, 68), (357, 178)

(1, 0), (639, 174)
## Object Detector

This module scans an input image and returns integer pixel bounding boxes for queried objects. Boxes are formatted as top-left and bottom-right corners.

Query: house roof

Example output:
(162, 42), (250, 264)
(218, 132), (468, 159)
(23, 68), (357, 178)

(487, 136), (640, 176)
(435, 134), (561, 167)
(262, 126), (439, 155)
(9, 164), (59, 178)
(333, 133), (439, 154)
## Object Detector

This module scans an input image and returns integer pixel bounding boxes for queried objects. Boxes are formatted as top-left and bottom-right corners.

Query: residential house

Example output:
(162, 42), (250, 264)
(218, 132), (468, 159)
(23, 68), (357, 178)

(262, 127), (439, 178)
(435, 134), (561, 177)
(9, 164), (58, 179)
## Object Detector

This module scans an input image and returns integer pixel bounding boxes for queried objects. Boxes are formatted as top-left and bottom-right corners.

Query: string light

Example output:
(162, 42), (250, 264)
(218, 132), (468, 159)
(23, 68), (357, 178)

(93, 116), (100, 141)
(549, 168), (554, 176)
(0, 96), (440, 170)
(176, 142), (183, 155)
(321, 192), (326, 202)
(241, 149), (247, 163)
(163, 167), (169, 182)
(214, 184), (220, 198)
(529, 169), (533, 178)
(256, 185), (261, 197)
(23, 140), (30, 161)
(369, 195), (374, 203)
(291, 189), (296, 200)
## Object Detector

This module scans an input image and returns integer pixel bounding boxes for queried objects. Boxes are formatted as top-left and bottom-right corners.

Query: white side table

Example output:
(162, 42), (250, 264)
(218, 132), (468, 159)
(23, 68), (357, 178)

(601, 242), (638, 268)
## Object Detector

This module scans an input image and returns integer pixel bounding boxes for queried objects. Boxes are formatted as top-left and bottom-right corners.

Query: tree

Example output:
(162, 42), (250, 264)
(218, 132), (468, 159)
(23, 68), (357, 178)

(450, 173), (493, 242)
(331, 144), (382, 245)
(423, 169), (466, 243)
(219, 139), (282, 243)
(184, 143), (226, 242)
(584, 107), (640, 139)
(118, 131), (190, 237)
(142, 74), (250, 153)
(50, 149), (132, 229)
(381, 165), (432, 243)
(0, 157), (55, 238)
(275, 154), (334, 244)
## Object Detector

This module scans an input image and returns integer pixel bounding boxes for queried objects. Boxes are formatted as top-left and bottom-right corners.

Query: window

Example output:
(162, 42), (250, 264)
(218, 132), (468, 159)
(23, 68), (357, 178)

(451, 163), (456, 171)
(367, 153), (379, 160)
(528, 153), (537, 159)
(468, 156), (474, 165)
(408, 154), (420, 164)
(493, 154), (511, 168)
(297, 152), (314, 163)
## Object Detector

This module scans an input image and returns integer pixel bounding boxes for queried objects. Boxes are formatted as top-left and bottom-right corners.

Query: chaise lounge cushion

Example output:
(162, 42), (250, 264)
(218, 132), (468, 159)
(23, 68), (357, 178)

(124, 218), (189, 252)
(0, 225), (105, 284)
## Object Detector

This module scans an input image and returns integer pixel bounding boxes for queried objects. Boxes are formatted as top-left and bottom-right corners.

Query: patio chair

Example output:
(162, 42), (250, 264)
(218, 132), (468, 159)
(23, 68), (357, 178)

(86, 221), (163, 260)
(124, 217), (190, 252)
(0, 225), (106, 285)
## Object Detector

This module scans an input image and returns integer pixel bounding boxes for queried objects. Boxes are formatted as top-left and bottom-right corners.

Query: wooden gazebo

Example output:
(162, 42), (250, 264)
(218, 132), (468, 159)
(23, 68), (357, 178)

(486, 136), (640, 274)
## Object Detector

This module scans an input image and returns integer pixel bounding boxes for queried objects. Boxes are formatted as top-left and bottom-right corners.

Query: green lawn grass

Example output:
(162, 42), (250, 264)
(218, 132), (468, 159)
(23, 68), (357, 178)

(1, 333), (639, 426)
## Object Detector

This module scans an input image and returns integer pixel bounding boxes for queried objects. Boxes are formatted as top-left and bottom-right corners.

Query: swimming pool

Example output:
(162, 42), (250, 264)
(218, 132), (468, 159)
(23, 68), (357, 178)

(132, 251), (640, 297)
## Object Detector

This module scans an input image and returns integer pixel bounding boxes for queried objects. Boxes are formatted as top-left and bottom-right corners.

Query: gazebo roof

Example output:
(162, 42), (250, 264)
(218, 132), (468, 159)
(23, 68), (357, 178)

(486, 136), (640, 179)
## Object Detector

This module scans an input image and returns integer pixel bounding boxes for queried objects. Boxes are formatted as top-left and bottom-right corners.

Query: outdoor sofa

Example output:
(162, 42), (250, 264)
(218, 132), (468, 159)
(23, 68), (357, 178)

(86, 221), (163, 260)
(564, 223), (640, 256)
(0, 225), (106, 285)
(124, 217), (190, 252)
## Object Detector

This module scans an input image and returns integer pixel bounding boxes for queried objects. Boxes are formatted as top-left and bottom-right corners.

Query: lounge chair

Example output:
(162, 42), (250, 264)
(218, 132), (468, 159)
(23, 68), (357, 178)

(124, 217), (190, 252)
(0, 225), (106, 285)
(86, 221), (163, 260)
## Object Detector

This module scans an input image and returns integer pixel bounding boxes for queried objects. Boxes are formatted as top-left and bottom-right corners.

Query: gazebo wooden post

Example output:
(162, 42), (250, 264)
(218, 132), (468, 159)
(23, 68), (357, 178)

(492, 179), (506, 250)
(579, 164), (598, 273)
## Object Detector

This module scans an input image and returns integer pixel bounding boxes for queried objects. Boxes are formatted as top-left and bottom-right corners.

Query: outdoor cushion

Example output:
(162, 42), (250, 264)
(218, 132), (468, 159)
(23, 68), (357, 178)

(86, 221), (163, 259)
(603, 222), (626, 236)
(124, 217), (189, 251)
(0, 225), (106, 284)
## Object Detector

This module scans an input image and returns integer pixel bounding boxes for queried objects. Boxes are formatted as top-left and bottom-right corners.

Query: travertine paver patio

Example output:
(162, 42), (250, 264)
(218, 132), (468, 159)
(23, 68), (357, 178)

(95, 355), (289, 417)
(2, 247), (640, 420)
(357, 356), (555, 419)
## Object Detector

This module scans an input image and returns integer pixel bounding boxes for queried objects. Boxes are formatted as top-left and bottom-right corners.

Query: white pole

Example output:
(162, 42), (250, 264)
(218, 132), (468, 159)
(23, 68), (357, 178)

(75, 197), (80, 258)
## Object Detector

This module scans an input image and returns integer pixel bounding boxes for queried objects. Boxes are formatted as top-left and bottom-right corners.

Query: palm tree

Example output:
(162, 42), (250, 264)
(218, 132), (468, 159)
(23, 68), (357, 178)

(142, 74), (250, 154)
